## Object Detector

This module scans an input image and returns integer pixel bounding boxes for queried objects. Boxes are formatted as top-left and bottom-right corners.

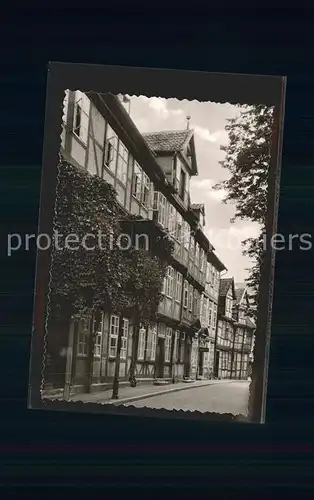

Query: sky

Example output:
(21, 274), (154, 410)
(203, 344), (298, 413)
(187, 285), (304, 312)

(127, 95), (261, 284)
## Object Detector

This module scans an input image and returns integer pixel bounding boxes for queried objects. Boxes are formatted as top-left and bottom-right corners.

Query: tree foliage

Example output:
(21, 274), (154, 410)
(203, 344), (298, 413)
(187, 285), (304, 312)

(213, 104), (274, 318)
(49, 158), (173, 325)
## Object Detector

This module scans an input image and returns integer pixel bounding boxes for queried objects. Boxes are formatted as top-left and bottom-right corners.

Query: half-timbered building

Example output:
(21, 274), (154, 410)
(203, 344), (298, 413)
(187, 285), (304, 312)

(50, 90), (227, 396)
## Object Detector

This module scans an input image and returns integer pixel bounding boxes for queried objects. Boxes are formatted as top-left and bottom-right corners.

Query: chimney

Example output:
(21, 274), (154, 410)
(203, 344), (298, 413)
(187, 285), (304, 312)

(186, 115), (191, 130)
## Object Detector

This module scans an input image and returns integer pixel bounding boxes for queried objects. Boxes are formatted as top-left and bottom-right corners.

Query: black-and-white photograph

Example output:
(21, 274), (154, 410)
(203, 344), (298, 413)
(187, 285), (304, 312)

(28, 64), (286, 422)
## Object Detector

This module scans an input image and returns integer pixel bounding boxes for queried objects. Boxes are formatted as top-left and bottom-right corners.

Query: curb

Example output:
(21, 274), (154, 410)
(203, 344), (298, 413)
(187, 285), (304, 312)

(102, 379), (245, 406)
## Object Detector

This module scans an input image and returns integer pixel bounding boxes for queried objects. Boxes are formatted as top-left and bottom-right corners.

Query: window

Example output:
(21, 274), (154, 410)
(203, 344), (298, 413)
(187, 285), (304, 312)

(213, 306), (217, 330)
(161, 274), (166, 295)
(200, 294), (204, 321)
(94, 315), (104, 358)
(199, 249), (204, 273)
(73, 90), (90, 144)
(203, 296), (209, 325)
(190, 237), (195, 260)
(137, 327), (146, 360)
(183, 221), (190, 249)
(153, 192), (168, 228)
(168, 204), (176, 234)
(116, 140), (128, 184)
(175, 212), (183, 241)
(165, 327), (172, 362)
(183, 280), (189, 308)
(77, 318), (90, 356)
(159, 194), (167, 227)
(132, 161), (142, 199)
(195, 243), (200, 267)
(226, 294), (233, 317)
(166, 266), (174, 298)
(141, 173), (150, 207)
(175, 272), (183, 302)
(120, 319), (129, 360)
(109, 314), (119, 357)
(147, 328), (157, 361)
(104, 124), (118, 172)
(209, 303), (212, 327)
(179, 333), (185, 362)
(194, 290), (199, 317)
(188, 285), (193, 311)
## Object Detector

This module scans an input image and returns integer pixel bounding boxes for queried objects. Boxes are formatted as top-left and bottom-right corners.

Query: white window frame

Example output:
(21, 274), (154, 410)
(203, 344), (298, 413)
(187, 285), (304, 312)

(175, 272), (183, 302)
(73, 90), (90, 145)
(161, 274), (166, 295)
(190, 237), (195, 260)
(77, 318), (90, 357)
(165, 327), (172, 362)
(168, 204), (176, 235)
(120, 318), (129, 360)
(166, 266), (174, 298)
(194, 289), (199, 317)
(159, 193), (167, 228)
(109, 314), (119, 358)
(93, 315), (104, 358)
(183, 280), (189, 308)
(183, 221), (190, 249)
(199, 249), (204, 273)
(188, 284), (193, 311)
(148, 328), (157, 361)
(116, 139), (129, 185)
(213, 305), (217, 331)
(137, 327), (146, 360)
(195, 243), (200, 267)
(132, 161), (143, 200)
(200, 294), (204, 322)
(153, 191), (168, 228)
(104, 123), (118, 173)
(141, 172), (150, 208)
(209, 303), (212, 327)
(175, 212), (183, 242)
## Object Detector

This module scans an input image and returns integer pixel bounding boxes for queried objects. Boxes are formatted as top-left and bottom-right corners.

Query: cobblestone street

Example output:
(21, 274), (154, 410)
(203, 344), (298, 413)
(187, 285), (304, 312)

(118, 380), (250, 415)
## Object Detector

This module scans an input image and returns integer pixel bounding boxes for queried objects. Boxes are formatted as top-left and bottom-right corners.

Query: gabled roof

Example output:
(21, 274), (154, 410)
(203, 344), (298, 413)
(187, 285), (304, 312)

(219, 277), (236, 299)
(143, 129), (194, 153)
(235, 287), (246, 305)
(142, 129), (198, 175)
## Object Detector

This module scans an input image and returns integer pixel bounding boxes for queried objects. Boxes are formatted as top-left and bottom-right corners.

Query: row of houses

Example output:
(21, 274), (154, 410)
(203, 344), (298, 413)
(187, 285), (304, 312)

(45, 90), (255, 397)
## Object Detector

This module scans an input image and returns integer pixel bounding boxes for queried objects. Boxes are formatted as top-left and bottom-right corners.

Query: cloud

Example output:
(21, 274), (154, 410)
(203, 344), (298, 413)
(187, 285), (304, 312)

(194, 125), (228, 144)
(190, 177), (227, 202)
(205, 224), (261, 252)
(134, 96), (184, 119)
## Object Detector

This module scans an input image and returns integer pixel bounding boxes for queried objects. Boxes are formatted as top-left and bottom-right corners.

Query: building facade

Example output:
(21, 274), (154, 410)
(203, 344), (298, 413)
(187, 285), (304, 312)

(214, 279), (255, 380)
(51, 90), (227, 396)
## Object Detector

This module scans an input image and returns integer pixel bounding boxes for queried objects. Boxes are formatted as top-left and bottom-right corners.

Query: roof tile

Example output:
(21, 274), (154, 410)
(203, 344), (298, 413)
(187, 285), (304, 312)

(219, 278), (234, 297)
(142, 129), (193, 153)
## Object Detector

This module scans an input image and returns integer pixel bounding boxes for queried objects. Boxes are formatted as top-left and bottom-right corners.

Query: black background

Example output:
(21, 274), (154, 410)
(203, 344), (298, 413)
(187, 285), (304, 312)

(1, 6), (314, 493)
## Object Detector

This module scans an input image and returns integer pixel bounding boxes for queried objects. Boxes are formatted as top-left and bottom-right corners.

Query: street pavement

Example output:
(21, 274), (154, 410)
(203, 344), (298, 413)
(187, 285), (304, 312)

(119, 381), (250, 416)
(69, 379), (228, 404)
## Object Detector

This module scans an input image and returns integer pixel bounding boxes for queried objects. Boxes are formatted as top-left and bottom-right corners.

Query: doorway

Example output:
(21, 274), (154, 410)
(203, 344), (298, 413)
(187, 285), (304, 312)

(214, 350), (220, 378)
(198, 351), (204, 377)
(156, 338), (165, 378)
(184, 342), (191, 378)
